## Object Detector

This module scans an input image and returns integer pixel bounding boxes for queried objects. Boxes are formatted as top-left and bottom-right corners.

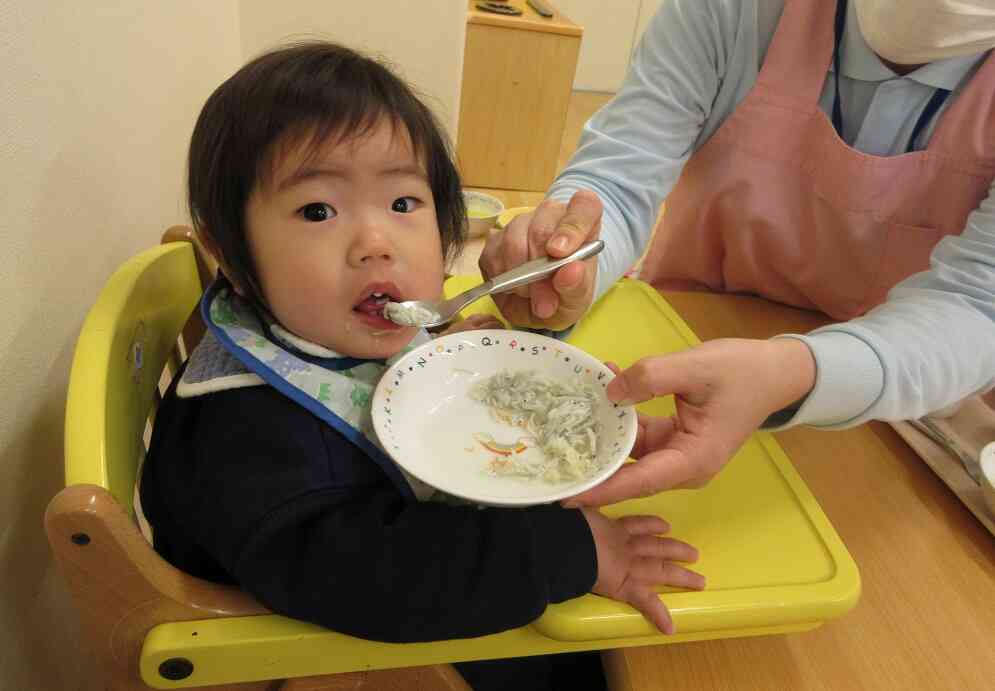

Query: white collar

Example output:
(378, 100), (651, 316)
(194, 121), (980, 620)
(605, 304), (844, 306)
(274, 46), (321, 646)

(269, 322), (345, 358)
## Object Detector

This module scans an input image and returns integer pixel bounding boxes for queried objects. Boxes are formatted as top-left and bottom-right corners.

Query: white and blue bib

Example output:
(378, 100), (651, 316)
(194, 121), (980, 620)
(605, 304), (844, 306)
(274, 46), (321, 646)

(178, 279), (435, 501)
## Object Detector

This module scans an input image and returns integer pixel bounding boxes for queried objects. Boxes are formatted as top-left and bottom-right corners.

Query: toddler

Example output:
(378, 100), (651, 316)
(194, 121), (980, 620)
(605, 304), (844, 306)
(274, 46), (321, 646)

(139, 42), (704, 691)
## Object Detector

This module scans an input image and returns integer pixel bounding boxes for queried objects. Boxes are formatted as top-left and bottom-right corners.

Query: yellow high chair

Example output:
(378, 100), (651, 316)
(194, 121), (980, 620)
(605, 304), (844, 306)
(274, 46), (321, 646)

(44, 229), (471, 690)
(47, 226), (860, 690)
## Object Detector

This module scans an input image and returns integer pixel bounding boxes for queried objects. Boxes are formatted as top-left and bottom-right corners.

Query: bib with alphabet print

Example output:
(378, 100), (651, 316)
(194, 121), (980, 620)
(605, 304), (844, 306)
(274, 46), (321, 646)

(177, 279), (437, 501)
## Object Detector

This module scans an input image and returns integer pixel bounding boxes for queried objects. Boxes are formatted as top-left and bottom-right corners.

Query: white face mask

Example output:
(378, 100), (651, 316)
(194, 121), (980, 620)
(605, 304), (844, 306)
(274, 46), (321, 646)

(854, 0), (995, 64)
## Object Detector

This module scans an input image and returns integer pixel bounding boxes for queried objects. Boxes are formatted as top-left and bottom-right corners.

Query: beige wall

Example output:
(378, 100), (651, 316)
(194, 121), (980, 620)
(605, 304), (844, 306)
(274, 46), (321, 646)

(559, 0), (664, 92)
(0, 2), (242, 689)
(557, 0), (641, 92)
(1, 2), (466, 689)
(635, 0), (664, 47)
(239, 0), (466, 137)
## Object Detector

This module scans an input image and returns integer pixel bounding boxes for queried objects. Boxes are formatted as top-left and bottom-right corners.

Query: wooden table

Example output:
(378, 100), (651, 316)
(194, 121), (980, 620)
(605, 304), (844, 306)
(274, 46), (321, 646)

(602, 291), (995, 691)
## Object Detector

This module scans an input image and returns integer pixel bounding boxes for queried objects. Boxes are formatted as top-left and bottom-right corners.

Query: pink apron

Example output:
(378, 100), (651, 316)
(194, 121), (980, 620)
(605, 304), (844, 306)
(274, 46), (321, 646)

(637, 0), (995, 320)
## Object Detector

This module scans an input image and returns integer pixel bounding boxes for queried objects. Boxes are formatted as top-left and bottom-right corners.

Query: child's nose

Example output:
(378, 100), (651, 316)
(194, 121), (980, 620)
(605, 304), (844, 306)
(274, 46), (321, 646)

(349, 227), (396, 266)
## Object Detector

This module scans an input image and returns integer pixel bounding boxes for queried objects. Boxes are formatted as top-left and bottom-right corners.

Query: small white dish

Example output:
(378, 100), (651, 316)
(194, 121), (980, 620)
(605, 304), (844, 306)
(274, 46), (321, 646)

(980, 442), (995, 519)
(463, 190), (504, 238)
(372, 330), (638, 506)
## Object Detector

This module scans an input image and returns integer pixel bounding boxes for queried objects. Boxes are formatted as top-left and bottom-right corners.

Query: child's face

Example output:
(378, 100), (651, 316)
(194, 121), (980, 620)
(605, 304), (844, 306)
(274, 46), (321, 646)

(244, 120), (446, 359)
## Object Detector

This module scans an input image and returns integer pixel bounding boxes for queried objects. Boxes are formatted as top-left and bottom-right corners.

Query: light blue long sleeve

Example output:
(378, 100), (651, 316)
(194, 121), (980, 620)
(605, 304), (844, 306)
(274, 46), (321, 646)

(547, 0), (995, 428)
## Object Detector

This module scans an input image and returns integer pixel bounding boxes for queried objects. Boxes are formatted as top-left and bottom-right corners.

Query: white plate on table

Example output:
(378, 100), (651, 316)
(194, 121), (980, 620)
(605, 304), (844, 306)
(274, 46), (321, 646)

(372, 330), (637, 507)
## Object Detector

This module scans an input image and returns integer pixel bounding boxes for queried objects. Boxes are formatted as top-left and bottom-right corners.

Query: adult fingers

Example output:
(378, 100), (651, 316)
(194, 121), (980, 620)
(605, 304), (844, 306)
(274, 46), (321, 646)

(563, 447), (700, 507)
(530, 192), (601, 320)
(606, 352), (707, 406)
(630, 414), (679, 460)
(492, 298), (539, 328)
(480, 220), (532, 299)
(526, 198), (571, 255)
(477, 223), (509, 280)
(541, 191), (602, 321)
(482, 223), (544, 327)
(521, 200), (570, 315)
(548, 247), (599, 324)
(543, 189), (602, 257)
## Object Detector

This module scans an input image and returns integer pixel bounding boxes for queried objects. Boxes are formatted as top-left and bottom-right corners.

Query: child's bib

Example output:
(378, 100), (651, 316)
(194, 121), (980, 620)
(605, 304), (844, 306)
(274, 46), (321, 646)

(178, 279), (435, 501)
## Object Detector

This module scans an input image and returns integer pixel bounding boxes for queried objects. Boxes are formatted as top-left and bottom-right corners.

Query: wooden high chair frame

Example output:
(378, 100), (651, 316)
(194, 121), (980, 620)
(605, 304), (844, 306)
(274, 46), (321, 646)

(44, 227), (471, 690)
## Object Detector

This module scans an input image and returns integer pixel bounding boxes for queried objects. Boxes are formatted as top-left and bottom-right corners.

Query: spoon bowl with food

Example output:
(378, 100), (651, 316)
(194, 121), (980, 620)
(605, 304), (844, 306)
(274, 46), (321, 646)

(384, 239), (604, 329)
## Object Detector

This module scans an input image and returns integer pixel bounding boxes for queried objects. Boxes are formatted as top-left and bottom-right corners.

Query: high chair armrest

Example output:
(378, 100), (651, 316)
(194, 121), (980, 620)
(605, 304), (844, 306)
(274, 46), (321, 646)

(45, 484), (269, 685)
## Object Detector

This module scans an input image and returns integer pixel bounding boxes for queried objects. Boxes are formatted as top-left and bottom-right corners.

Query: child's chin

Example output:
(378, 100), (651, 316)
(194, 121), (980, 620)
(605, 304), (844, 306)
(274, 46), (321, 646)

(354, 329), (417, 360)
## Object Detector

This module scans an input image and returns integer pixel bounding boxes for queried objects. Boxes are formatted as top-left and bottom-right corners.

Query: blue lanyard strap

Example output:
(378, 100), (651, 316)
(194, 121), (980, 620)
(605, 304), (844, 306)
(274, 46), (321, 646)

(830, 0), (950, 153)
(831, 0), (847, 138)
(907, 88), (951, 153)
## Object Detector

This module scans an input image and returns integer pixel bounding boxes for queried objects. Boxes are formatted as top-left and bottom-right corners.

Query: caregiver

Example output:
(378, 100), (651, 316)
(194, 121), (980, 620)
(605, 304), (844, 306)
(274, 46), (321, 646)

(478, 0), (995, 506)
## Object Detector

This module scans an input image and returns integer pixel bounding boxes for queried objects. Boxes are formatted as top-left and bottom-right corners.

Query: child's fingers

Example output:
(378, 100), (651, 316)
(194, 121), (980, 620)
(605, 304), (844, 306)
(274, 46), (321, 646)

(631, 558), (707, 591)
(618, 514), (670, 535)
(660, 564), (706, 590)
(629, 535), (699, 563)
(628, 587), (675, 635)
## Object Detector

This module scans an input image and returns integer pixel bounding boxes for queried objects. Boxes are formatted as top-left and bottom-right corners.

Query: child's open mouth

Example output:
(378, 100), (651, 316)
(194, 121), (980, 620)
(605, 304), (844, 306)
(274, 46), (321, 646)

(353, 283), (406, 330)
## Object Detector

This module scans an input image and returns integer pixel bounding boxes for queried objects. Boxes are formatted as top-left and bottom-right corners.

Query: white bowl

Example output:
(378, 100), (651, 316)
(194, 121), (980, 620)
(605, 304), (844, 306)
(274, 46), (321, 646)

(980, 442), (995, 519)
(463, 191), (504, 238)
(372, 330), (638, 506)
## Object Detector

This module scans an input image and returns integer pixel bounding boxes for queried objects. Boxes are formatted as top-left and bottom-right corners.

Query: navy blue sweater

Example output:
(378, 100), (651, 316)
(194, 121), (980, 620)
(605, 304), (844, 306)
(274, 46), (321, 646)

(139, 371), (597, 643)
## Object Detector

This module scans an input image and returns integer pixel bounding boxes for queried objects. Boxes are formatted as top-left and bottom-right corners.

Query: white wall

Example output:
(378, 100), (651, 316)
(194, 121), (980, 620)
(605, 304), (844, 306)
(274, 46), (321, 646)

(239, 0), (466, 137)
(559, 0), (664, 92)
(0, 2), (242, 689)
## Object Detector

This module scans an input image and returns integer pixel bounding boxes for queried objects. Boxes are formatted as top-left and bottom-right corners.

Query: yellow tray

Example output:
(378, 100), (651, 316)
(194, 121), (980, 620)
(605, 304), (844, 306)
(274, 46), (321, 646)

(139, 277), (859, 688)
(444, 276), (861, 640)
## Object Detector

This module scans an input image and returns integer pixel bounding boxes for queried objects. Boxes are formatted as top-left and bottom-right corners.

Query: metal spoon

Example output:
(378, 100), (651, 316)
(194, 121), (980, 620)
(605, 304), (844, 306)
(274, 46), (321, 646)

(908, 417), (984, 485)
(384, 239), (605, 328)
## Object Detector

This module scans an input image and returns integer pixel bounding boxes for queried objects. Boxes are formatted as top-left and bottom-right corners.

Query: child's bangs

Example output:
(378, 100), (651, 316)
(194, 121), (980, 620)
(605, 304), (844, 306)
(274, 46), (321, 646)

(260, 100), (434, 188)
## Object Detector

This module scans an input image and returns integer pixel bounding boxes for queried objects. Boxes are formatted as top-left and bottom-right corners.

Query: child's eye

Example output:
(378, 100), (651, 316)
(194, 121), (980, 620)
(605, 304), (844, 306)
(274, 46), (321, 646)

(391, 197), (420, 213)
(299, 203), (336, 222)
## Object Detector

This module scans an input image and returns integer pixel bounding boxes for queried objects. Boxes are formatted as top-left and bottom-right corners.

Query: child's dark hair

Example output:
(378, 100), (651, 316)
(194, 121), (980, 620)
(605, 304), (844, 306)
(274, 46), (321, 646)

(188, 42), (466, 307)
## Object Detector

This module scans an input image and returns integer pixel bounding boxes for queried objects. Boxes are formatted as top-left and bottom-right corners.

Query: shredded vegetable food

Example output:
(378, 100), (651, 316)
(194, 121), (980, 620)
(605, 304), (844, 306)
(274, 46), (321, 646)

(470, 370), (601, 483)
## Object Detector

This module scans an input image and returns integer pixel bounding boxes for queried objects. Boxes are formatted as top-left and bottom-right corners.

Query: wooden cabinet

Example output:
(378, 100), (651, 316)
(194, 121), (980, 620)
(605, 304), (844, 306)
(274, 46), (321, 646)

(456, 1), (582, 192)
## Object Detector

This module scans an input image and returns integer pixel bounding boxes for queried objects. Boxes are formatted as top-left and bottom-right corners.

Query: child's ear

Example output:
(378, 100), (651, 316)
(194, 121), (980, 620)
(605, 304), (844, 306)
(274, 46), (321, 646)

(195, 229), (248, 296)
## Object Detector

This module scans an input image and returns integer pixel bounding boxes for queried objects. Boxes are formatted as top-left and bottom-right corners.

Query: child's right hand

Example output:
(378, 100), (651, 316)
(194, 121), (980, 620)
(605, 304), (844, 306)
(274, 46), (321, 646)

(581, 508), (704, 634)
